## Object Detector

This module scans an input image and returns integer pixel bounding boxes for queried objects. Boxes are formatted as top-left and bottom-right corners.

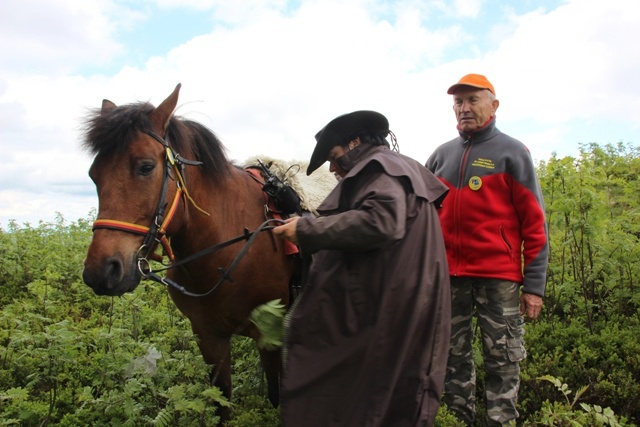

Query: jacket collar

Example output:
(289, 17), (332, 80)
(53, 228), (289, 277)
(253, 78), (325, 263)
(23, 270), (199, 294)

(458, 116), (496, 142)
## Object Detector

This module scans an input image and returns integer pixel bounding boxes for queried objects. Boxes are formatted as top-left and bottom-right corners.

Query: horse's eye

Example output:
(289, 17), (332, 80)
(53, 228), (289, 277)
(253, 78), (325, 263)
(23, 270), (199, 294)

(139, 164), (155, 176)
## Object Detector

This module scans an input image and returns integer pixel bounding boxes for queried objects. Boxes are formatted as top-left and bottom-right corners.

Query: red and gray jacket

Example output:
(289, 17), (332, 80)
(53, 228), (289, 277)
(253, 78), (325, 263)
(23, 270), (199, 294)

(426, 118), (548, 297)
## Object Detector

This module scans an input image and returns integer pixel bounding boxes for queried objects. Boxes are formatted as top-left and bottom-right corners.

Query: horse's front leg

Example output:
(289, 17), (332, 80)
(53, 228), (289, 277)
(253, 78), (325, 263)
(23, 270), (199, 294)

(196, 334), (233, 421)
(258, 347), (282, 407)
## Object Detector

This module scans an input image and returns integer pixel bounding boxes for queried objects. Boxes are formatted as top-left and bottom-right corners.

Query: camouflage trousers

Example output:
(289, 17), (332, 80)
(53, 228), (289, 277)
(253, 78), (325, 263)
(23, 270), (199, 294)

(442, 278), (526, 426)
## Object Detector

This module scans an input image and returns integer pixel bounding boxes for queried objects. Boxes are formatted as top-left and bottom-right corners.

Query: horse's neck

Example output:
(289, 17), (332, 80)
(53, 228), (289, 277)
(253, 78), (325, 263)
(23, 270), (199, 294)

(178, 167), (262, 242)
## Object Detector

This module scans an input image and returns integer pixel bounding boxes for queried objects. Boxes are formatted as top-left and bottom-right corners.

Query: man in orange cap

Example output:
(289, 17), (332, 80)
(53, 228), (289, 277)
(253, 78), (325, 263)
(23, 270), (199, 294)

(426, 74), (548, 426)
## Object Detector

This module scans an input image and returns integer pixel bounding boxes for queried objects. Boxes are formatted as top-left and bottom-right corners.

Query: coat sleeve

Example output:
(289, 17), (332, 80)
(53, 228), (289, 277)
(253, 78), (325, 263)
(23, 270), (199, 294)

(295, 173), (407, 254)
(510, 147), (549, 297)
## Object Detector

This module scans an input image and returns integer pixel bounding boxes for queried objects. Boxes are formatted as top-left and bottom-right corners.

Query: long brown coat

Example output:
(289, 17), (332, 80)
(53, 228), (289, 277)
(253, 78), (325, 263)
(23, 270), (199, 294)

(281, 146), (451, 427)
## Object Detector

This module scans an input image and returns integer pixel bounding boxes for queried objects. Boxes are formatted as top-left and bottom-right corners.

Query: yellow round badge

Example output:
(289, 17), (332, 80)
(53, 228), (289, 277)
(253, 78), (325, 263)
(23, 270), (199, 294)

(469, 176), (482, 191)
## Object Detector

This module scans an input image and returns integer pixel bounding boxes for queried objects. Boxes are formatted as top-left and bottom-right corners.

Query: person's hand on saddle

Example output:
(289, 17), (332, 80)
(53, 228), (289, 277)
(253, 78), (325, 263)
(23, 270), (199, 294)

(273, 217), (300, 245)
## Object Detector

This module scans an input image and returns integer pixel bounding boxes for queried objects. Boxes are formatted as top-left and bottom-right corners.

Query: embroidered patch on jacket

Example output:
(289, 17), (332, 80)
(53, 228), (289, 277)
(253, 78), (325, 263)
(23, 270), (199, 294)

(469, 176), (482, 191)
(471, 158), (495, 169)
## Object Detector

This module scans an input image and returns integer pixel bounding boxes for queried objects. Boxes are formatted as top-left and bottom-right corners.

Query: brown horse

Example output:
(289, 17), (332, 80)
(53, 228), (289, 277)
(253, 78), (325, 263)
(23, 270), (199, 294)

(81, 84), (295, 418)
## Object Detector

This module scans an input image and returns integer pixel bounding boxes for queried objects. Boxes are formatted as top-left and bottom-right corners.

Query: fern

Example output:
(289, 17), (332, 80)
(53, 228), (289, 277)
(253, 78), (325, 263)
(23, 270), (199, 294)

(151, 407), (173, 427)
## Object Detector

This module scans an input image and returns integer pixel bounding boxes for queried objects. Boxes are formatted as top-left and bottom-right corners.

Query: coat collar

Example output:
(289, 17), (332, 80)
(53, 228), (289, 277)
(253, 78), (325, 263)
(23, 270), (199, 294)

(458, 116), (497, 143)
(318, 146), (449, 212)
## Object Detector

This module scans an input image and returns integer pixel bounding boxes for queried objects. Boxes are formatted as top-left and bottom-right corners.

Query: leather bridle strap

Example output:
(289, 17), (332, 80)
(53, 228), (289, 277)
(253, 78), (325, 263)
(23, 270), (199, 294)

(92, 187), (184, 262)
(90, 128), (207, 264)
(143, 218), (285, 298)
(92, 219), (148, 236)
(89, 129), (282, 298)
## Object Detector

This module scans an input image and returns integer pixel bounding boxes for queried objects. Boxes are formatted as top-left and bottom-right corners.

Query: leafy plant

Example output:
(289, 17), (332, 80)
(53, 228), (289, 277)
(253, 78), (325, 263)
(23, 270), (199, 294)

(527, 375), (628, 426)
(1, 143), (639, 426)
(250, 299), (287, 350)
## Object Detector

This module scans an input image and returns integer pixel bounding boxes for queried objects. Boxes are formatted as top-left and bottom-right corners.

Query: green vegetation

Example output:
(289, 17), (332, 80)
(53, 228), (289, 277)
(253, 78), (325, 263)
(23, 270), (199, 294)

(1, 142), (638, 426)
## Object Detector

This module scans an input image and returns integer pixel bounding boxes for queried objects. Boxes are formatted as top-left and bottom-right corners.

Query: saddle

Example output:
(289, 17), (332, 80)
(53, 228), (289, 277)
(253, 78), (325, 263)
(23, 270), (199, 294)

(245, 161), (310, 300)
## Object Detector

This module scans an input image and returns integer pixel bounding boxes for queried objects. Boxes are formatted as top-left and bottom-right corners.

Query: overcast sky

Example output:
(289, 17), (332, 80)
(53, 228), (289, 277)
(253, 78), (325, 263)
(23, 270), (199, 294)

(1, 0), (638, 229)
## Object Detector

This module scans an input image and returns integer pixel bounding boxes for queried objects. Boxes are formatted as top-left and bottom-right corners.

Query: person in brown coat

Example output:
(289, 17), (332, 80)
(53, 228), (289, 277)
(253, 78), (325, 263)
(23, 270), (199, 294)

(273, 110), (451, 427)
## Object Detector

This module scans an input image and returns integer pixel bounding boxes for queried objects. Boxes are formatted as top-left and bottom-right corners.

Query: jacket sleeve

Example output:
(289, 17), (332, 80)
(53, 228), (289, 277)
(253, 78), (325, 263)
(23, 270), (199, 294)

(295, 173), (407, 254)
(511, 148), (549, 296)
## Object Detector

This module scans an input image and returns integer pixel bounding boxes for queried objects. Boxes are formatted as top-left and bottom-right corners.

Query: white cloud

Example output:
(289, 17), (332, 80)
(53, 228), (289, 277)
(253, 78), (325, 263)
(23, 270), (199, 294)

(452, 0), (484, 18)
(0, 0), (135, 75)
(0, 189), (96, 229)
(0, 0), (638, 228)
(485, 0), (640, 126)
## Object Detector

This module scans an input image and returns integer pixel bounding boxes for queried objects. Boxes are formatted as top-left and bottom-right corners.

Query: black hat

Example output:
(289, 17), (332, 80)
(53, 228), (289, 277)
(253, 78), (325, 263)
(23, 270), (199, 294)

(307, 110), (389, 175)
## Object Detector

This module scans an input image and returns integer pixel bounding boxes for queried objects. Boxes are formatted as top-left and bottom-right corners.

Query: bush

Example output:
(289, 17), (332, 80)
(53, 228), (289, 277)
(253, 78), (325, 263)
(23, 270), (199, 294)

(520, 318), (640, 424)
(2, 142), (640, 426)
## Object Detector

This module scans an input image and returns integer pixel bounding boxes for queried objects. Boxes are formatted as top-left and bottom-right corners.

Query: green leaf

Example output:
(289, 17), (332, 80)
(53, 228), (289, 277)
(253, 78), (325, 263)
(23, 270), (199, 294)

(249, 299), (286, 350)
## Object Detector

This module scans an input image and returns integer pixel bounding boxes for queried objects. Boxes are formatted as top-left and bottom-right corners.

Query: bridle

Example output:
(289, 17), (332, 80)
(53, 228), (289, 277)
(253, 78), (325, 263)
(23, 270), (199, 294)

(93, 130), (205, 262)
(91, 129), (283, 297)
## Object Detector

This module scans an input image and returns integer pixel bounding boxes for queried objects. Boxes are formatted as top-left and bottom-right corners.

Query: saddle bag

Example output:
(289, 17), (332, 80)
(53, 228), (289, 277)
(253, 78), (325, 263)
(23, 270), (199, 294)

(253, 159), (302, 215)
(262, 173), (302, 215)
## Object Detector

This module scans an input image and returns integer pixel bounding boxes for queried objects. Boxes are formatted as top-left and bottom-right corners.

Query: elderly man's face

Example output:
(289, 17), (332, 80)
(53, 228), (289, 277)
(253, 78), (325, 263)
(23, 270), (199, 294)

(452, 87), (499, 133)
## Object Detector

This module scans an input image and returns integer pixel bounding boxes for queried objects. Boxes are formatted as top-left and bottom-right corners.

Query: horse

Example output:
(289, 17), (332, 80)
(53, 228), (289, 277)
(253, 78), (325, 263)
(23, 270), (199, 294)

(81, 84), (300, 420)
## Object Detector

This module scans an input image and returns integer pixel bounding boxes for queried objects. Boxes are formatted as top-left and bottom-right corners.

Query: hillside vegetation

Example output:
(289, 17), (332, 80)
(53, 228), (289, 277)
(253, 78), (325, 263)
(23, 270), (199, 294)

(1, 142), (638, 426)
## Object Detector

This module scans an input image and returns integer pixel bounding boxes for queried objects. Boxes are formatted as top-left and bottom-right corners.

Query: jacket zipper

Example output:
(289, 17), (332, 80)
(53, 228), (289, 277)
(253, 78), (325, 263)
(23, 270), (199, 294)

(453, 137), (472, 276)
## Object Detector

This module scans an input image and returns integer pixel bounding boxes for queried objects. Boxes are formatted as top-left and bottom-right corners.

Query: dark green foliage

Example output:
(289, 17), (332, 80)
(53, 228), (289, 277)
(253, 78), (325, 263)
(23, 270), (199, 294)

(0, 142), (638, 426)
(521, 319), (639, 424)
(524, 375), (629, 426)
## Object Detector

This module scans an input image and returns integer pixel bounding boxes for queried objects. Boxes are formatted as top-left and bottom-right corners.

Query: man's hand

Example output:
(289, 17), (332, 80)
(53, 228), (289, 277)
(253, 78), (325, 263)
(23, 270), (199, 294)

(520, 292), (543, 319)
(273, 217), (300, 245)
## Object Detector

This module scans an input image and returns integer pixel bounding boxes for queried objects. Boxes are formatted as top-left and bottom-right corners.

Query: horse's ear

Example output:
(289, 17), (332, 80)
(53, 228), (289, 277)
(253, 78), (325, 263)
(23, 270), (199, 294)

(149, 83), (182, 134)
(101, 99), (117, 116)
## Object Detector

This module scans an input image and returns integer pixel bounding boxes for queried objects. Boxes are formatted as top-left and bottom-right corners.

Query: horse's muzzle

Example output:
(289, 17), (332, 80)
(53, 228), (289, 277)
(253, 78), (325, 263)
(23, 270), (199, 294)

(82, 255), (141, 296)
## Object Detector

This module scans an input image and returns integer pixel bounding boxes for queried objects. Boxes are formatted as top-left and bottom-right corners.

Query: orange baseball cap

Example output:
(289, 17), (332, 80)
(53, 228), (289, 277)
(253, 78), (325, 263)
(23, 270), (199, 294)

(447, 74), (495, 95)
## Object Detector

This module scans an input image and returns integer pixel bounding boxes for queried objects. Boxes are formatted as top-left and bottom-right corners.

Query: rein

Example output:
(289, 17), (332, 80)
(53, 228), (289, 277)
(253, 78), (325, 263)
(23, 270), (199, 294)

(91, 130), (281, 297)
(142, 218), (284, 297)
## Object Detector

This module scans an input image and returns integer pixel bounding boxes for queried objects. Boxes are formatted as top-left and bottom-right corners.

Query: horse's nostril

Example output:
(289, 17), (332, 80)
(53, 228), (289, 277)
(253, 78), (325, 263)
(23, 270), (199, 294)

(82, 256), (125, 295)
(105, 256), (124, 283)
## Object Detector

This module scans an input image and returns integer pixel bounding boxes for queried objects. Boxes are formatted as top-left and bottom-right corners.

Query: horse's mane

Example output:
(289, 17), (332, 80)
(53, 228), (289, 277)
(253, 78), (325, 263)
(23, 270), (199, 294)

(82, 102), (231, 181)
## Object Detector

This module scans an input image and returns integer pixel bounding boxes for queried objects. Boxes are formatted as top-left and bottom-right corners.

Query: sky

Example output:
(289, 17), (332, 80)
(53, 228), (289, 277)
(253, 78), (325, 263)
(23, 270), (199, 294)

(1, 0), (638, 229)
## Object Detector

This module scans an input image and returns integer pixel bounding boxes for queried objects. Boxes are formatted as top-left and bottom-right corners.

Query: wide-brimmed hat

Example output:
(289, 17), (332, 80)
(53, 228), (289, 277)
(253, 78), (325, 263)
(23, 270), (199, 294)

(307, 110), (389, 175)
(447, 73), (495, 95)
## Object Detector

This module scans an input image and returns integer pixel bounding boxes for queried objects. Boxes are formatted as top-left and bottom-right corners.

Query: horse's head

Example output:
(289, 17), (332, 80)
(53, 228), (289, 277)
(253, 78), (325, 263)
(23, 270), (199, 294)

(82, 84), (184, 296)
